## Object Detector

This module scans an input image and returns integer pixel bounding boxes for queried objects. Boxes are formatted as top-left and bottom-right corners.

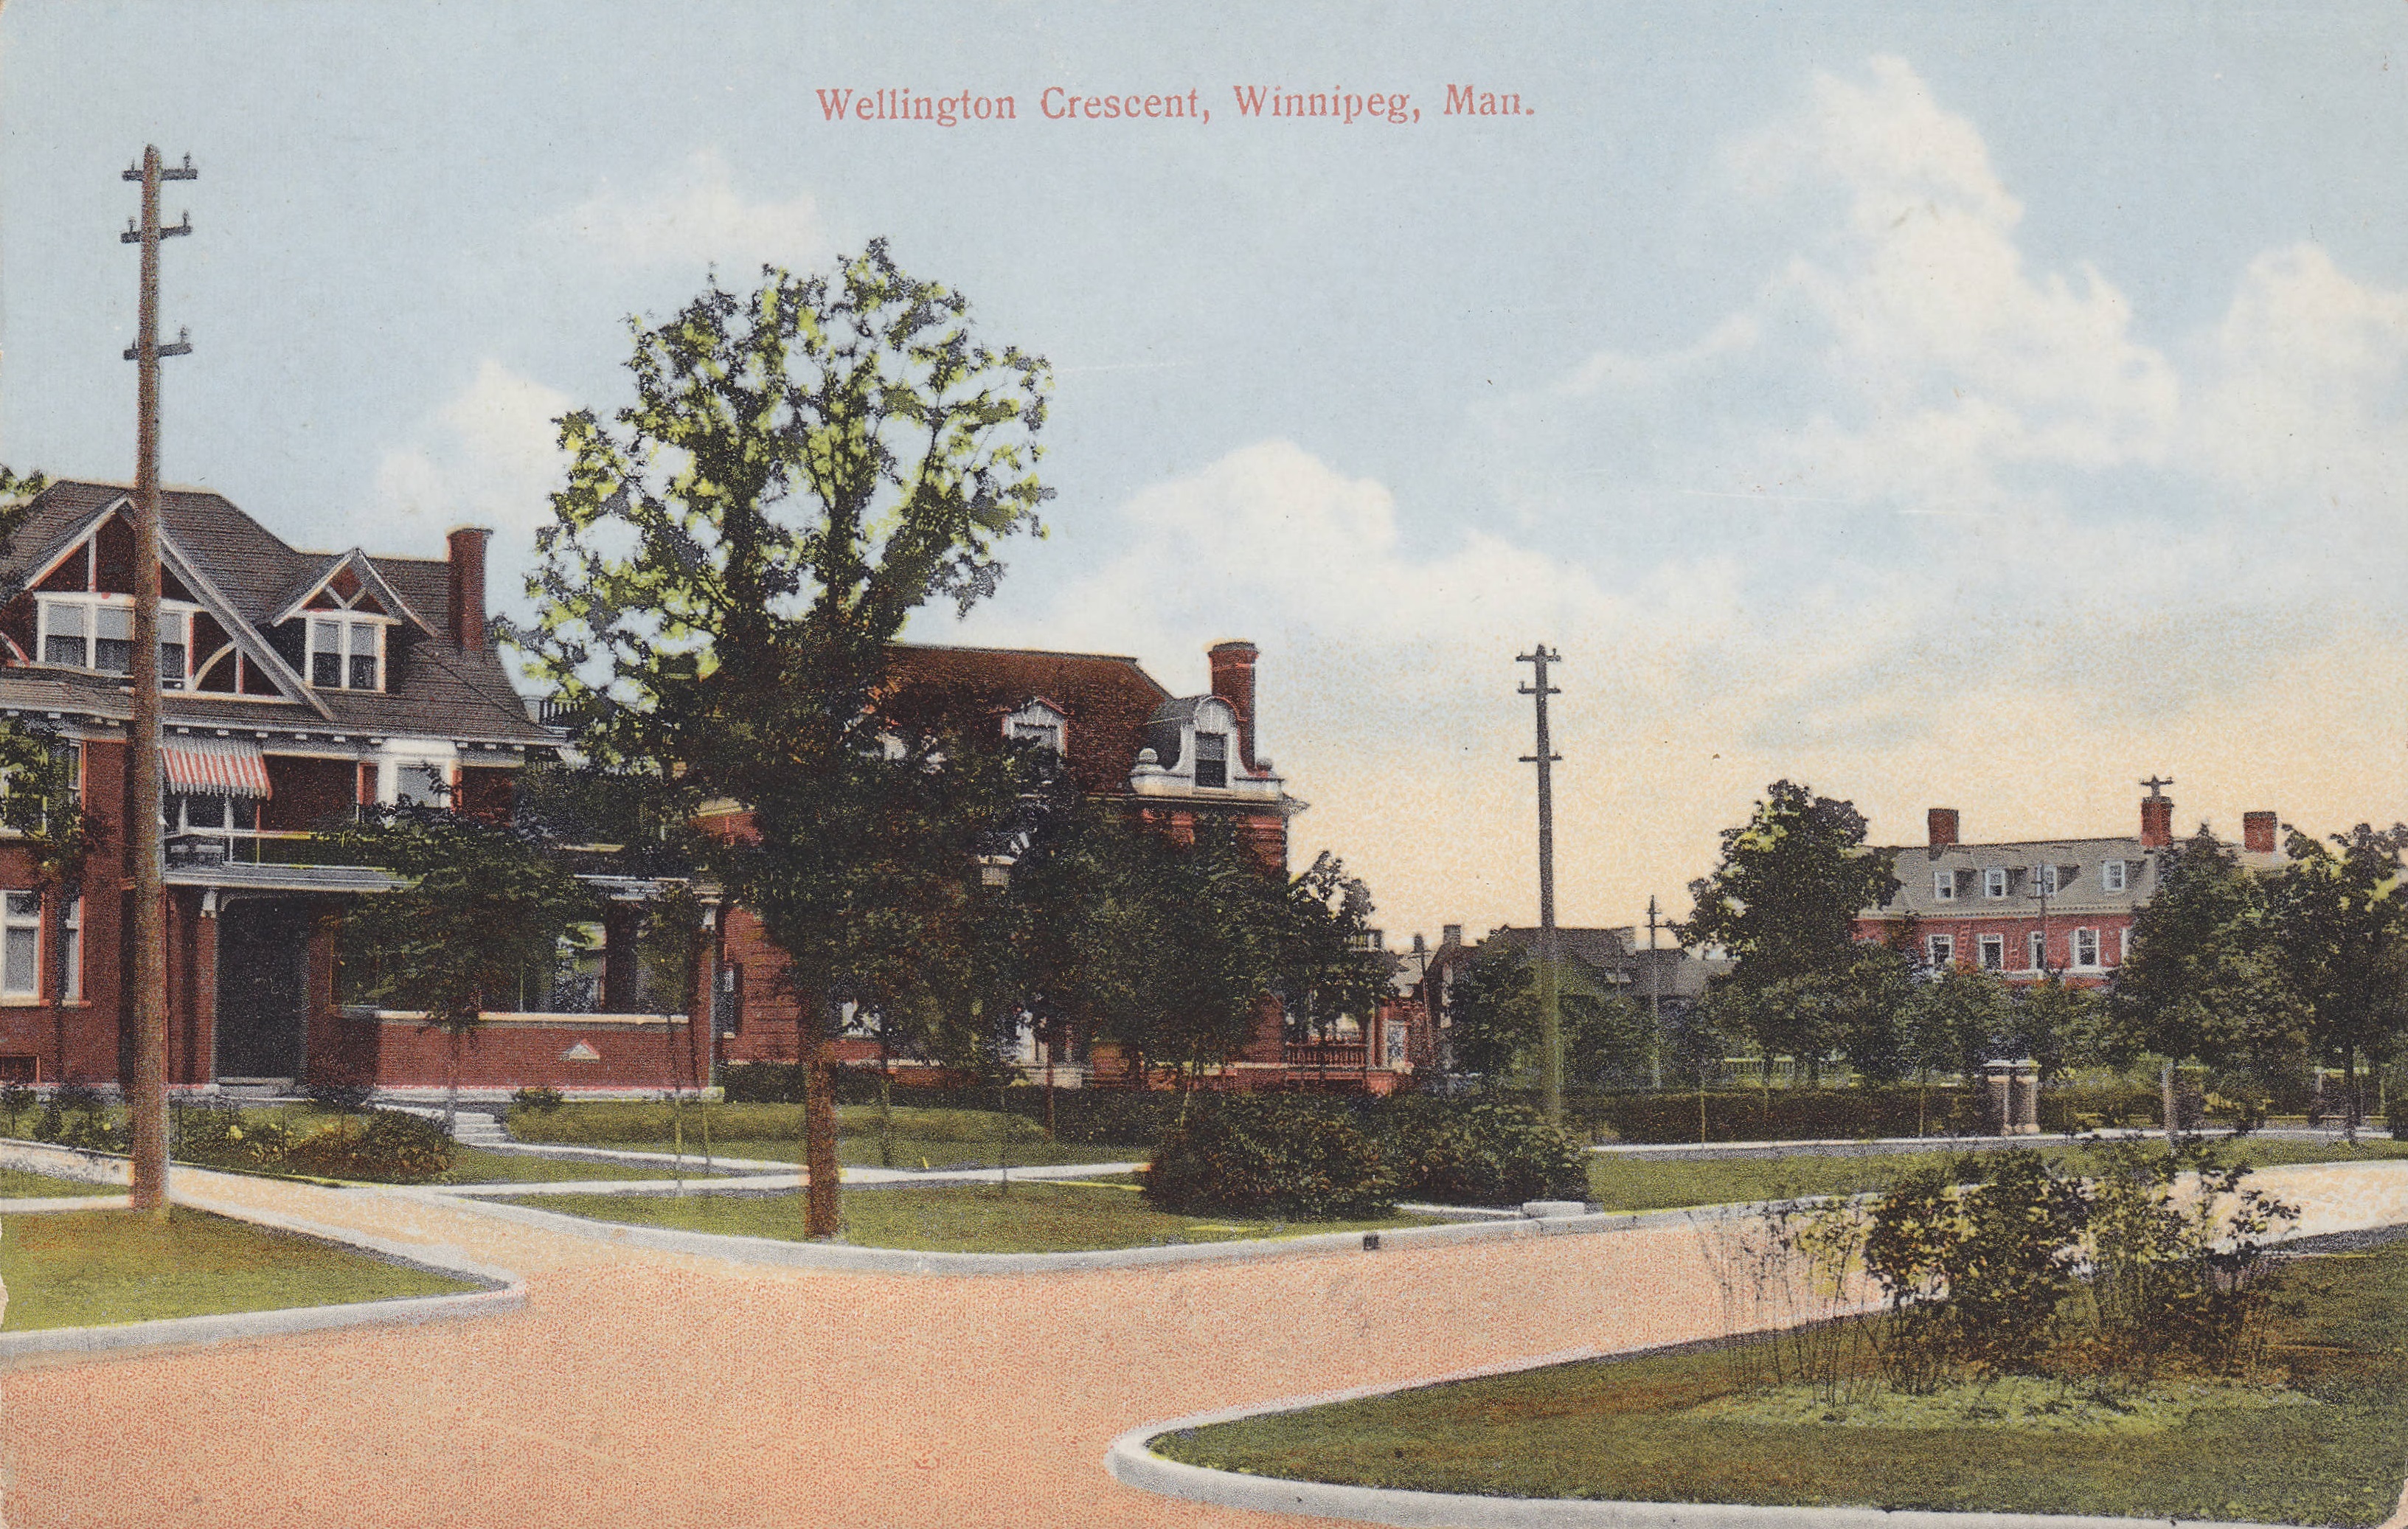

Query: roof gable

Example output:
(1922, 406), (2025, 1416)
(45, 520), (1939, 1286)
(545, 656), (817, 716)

(880, 643), (1172, 797)
(268, 549), (436, 637)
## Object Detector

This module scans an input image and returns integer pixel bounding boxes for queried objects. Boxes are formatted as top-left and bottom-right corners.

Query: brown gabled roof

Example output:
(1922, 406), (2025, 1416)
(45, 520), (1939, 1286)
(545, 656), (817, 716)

(0, 481), (550, 748)
(880, 642), (1172, 797)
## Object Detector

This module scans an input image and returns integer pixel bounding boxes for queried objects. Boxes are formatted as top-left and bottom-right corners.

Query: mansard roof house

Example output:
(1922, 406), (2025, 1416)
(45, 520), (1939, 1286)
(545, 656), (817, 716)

(0, 480), (705, 1095)
(712, 640), (1431, 1093)
(1852, 787), (2287, 989)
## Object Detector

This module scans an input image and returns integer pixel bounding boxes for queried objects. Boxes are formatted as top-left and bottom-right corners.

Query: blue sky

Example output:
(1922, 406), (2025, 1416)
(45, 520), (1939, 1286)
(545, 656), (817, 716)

(6, 3), (2407, 946)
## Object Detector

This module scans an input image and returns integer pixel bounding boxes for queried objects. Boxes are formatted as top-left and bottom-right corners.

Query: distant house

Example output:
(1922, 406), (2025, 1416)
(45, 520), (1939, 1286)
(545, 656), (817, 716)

(1413, 921), (1721, 1079)
(708, 640), (1429, 1094)
(1852, 786), (2287, 988)
(0, 479), (715, 1096)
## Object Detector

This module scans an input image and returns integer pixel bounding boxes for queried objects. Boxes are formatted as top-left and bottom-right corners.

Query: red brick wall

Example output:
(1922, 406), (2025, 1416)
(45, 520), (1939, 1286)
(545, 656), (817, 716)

(369, 1015), (701, 1089)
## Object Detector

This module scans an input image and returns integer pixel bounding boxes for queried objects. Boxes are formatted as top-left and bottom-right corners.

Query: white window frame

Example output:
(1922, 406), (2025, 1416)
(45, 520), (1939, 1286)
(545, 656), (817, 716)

(37, 594), (194, 687)
(2117, 927), (2131, 965)
(2030, 931), (2047, 971)
(2036, 864), (2060, 896)
(1982, 867), (2008, 899)
(2073, 927), (2100, 968)
(1193, 729), (1229, 788)
(306, 614), (389, 691)
(1977, 935), (2004, 971)
(2101, 859), (2127, 893)
(1927, 934), (1954, 968)
(60, 895), (80, 1002)
(1932, 870), (1955, 902)
(1, 892), (41, 999)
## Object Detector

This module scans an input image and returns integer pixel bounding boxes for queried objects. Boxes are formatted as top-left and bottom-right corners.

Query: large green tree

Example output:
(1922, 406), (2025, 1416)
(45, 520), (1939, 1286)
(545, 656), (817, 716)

(1681, 783), (1901, 1082)
(328, 805), (597, 1131)
(1682, 781), (1901, 985)
(2104, 828), (2306, 1075)
(518, 245), (1052, 1236)
(2271, 824), (2408, 1134)
(1272, 852), (1394, 1046)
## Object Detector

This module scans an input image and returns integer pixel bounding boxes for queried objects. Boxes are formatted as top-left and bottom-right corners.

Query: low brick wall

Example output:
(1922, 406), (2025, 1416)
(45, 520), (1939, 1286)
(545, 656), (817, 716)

(367, 1012), (703, 1091)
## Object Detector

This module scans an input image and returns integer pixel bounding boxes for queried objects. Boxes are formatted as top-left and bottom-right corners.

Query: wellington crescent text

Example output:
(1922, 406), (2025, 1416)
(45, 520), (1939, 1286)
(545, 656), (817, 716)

(811, 86), (1530, 127)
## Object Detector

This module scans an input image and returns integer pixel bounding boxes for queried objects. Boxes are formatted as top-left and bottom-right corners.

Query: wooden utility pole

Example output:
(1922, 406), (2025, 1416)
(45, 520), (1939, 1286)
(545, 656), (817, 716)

(1645, 895), (1665, 1091)
(121, 146), (195, 1215)
(1517, 645), (1563, 1123)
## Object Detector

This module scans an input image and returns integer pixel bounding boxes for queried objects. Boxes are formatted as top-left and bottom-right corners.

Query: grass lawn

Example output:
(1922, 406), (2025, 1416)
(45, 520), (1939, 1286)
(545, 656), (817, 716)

(1154, 1237), (2408, 1527)
(507, 1100), (1145, 1171)
(440, 1146), (712, 1185)
(0, 1207), (482, 1331)
(603, 1136), (1141, 1171)
(1587, 1135), (2408, 1214)
(0, 1168), (114, 1198)
(502, 1179), (1437, 1254)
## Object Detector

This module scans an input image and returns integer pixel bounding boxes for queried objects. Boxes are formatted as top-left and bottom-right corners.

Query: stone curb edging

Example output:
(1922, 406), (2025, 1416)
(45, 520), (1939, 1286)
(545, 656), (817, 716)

(1103, 1359), (2295, 1529)
(0, 1147), (530, 1369)
(427, 1187), (1722, 1275)
(0, 1195), (130, 1212)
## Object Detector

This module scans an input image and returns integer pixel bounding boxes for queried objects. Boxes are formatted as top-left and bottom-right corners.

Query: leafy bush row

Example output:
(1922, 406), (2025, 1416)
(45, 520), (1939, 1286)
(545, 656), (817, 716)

(719, 1063), (1178, 1145)
(170, 1106), (456, 1182)
(1142, 1097), (1589, 1218)
(1584, 1082), (2230, 1144)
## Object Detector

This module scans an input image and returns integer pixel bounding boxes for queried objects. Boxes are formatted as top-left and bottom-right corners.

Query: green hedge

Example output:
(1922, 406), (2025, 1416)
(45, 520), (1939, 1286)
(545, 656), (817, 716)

(1384, 1098), (1589, 1204)
(1143, 1098), (1396, 1218)
(168, 1106), (455, 1183)
(718, 1063), (1177, 1146)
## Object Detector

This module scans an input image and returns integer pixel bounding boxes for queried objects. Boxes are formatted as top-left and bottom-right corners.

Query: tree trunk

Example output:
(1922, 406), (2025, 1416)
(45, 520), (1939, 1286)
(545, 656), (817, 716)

(2342, 1046), (2360, 1145)
(2161, 1058), (2176, 1150)
(445, 1028), (462, 1137)
(804, 1030), (841, 1239)
(877, 1032), (893, 1169)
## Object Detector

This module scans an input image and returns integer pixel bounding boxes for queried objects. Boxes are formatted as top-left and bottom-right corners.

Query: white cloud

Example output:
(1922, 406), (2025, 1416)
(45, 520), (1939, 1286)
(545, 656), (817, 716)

(368, 359), (570, 637)
(943, 58), (2408, 943)
(559, 150), (823, 274)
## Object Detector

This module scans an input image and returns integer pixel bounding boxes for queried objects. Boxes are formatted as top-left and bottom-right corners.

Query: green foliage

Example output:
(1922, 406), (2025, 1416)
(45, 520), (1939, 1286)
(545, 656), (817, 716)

(35, 1089), (128, 1153)
(1273, 853), (1393, 1042)
(168, 1106), (454, 1182)
(1896, 963), (2013, 1082)
(1015, 802), (1283, 1084)
(1383, 1098), (1588, 1204)
(1861, 1151), (2091, 1390)
(510, 246), (1055, 1185)
(2106, 829), (2306, 1071)
(1681, 781), (1901, 986)
(0, 1081), (33, 1136)
(1445, 943), (1537, 1080)
(330, 807), (597, 1037)
(1851, 1142), (2297, 1394)
(2271, 823), (2408, 1123)
(510, 1084), (566, 1113)
(1144, 1097), (1397, 1219)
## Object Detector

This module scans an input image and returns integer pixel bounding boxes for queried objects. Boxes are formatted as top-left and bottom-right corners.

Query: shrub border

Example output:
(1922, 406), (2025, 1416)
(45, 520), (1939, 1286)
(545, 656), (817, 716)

(0, 1140), (527, 1369)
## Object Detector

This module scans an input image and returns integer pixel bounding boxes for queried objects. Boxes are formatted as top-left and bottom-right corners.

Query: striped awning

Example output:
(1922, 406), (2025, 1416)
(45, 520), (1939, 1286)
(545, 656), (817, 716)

(161, 736), (271, 799)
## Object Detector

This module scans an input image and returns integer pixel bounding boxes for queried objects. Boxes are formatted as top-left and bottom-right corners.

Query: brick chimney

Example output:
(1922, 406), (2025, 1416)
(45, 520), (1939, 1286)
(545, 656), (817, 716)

(1207, 640), (1257, 771)
(2140, 793), (2174, 850)
(2243, 811), (2278, 854)
(447, 526), (491, 651)
(1928, 808), (1960, 847)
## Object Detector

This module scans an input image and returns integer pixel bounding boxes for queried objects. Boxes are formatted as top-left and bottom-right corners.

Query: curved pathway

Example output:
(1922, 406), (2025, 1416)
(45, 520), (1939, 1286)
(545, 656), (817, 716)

(7, 1160), (2404, 1529)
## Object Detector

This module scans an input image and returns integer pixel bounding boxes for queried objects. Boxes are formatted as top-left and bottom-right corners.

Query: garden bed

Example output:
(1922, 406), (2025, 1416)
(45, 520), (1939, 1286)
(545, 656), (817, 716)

(0, 1207), (485, 1332)
(1151, 1229), (2408, 1526)
(499, 1179), (1440, 1255)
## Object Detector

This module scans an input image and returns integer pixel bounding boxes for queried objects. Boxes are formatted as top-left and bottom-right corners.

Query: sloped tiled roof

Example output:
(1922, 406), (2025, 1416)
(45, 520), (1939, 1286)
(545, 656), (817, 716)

(880, 643), (1172, 797)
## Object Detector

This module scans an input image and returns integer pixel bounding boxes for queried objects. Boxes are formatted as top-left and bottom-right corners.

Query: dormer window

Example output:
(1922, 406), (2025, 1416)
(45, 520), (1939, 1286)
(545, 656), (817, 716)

(308, 616), (384, 691)
(36, 594), (191, 689)
(1195, 731), (1228, 788)
(1004, 699), (1068, 760)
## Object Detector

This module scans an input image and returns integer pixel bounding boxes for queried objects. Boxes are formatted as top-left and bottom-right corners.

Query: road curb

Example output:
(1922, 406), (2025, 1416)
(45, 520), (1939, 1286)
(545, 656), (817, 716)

(428, 1188), (1723, 1275)
(0, 1157), (529, 1369)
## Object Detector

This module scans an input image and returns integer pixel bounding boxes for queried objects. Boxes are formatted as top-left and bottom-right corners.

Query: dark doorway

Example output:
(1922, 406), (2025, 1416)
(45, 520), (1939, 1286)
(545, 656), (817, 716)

(217, 898), (309, 1080)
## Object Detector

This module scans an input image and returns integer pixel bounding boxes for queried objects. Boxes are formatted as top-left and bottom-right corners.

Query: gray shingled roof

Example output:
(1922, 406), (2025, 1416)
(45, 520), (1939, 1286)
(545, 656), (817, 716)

(0, 481), (551, 747)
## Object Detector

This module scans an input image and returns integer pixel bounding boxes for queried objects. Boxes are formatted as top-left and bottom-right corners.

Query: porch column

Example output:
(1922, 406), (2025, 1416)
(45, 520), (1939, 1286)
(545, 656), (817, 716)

(304, 906), (341, 1084)
(602, 901), (642, 1013)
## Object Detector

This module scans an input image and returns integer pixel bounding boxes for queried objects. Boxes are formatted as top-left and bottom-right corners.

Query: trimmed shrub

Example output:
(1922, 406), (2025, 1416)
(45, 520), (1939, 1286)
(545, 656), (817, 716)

(1144, 1098), (1395, 1219)
(35, 1081), (125, 1152)
(170, 1107), (292, 1171)
(717, 1064), (1173, 1146)
(1384, 1099), (1587, 1204)
(283, 1109), (454, 1182)
(510, 1084), (566, 1113)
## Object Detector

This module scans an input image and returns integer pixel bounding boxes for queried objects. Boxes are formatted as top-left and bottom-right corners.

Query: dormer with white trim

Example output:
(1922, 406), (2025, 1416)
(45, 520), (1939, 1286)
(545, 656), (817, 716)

(1003, 697), (1068, 760)
(1129, 693), (1285, 802)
